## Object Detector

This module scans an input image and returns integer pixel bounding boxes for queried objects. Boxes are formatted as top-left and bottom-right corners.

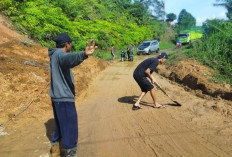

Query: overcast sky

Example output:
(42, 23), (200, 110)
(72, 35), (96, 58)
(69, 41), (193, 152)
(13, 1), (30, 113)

(165, 0), (227, 26)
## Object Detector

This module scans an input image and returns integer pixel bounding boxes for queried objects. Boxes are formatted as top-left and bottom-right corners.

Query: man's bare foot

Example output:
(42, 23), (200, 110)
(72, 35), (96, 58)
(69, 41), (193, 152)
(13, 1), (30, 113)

(134, 102), (141, 107)
(153, 102), (165, 108)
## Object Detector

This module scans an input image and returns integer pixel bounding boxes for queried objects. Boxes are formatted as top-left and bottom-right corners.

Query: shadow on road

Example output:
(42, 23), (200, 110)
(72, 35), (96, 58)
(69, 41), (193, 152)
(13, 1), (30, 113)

(44, 119), (54, 141)
(165, 103), (182, 107)
(118, 95), (154, 108)
(118, 96), (181, 108)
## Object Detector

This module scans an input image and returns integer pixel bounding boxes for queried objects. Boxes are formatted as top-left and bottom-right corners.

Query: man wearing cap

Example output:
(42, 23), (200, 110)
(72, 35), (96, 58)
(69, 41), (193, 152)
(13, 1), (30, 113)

(132, 52), (168, 110)
(48, 33), (97, 157)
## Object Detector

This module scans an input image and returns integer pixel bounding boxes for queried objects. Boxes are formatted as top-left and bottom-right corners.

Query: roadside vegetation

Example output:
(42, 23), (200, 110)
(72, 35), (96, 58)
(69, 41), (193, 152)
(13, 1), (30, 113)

(166, 0), (232, 85)
(0, 0), (231, 85)
(168, 20), (232, 85)
(0, 0), (166, 54)
(186, 19), (232, 85)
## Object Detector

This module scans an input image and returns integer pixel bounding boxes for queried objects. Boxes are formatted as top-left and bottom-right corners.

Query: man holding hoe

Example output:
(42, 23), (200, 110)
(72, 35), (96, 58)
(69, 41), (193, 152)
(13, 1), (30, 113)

(48, 33), (97, 157)
(133, 52), (168, 110)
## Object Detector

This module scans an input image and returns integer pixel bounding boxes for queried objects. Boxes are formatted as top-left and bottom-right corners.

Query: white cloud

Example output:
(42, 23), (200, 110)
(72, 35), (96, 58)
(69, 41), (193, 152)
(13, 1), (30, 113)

(196, 11), (227, 26)
(217, 11), (227, 19)
(196, 17), (207, 26)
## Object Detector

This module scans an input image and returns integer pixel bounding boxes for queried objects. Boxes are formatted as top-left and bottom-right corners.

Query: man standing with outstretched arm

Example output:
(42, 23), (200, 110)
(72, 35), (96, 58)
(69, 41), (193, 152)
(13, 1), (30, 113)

(48, 33), (97, 157)
(132, 52), (168, 110)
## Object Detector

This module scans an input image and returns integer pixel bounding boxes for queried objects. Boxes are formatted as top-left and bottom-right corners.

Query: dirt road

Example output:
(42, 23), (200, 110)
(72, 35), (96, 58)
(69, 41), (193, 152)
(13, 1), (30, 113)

(76, 56), (232, 157)
(0, 53), (232, 157)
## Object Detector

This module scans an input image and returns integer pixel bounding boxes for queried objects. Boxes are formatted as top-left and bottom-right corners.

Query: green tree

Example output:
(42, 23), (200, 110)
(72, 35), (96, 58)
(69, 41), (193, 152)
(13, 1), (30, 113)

(127, 1), (150, 25)
(0, 0), (163, 52)
(166, 13), (176, 22)
(214, 0), (232, 20)
(178, 9), (196, 29)
(147, 0), (165, 20)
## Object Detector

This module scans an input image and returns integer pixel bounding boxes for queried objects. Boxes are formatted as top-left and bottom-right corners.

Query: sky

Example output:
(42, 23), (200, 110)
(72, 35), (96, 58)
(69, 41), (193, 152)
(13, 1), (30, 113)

(165, 0), (227, 26)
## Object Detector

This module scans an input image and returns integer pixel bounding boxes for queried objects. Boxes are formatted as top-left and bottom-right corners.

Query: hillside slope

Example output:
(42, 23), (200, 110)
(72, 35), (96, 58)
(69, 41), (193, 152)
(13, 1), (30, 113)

(0, 13), (108, 128)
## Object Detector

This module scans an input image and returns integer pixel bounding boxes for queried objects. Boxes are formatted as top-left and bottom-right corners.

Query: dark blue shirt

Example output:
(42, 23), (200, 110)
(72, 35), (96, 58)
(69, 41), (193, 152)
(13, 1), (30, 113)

(133, 58), (159, 78)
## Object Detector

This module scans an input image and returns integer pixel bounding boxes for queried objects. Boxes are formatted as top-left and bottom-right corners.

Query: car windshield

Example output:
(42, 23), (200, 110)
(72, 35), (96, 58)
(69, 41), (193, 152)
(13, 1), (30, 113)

(178, 34), (188, 38)
(140, 42), (150, 47)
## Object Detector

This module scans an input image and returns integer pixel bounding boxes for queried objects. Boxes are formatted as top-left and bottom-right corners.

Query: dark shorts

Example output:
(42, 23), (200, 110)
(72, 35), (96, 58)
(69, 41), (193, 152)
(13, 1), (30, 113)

(133, 75), (154, 92)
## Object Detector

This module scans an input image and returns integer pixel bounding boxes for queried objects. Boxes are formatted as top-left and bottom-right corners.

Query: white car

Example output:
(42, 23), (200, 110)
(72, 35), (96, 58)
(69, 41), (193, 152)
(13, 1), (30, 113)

(137, 40), (159, 55)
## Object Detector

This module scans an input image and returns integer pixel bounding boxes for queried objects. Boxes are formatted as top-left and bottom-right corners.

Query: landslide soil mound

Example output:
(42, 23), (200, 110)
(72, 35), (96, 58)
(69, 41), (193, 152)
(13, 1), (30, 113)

(157, 59), (232, 100)
(0, 14), (109, 125)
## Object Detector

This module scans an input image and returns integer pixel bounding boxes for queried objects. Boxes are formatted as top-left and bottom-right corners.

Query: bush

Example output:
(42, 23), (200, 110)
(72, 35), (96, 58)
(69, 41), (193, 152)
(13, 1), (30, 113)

(185, 19), (232, 84)
(0, 0), (163, 53)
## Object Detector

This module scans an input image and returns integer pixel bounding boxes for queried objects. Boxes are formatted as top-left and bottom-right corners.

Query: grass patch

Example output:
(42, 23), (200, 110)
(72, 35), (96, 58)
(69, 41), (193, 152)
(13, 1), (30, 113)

(93, 49), (128, 61)
(165, 49), (189, 65)
(211, 72), (232, 85)
(159, 42), (175, 50)
(93, 50), (113, 61)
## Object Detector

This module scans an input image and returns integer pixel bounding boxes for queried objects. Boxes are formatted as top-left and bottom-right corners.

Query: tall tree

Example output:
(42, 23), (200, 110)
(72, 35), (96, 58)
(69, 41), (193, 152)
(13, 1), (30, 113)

(147, 0), (165, 20)
(166, 13), (176, 22)
(178, 9), (196, 29)
(128, 1), (150, 25)
(214, 0), (232, 20)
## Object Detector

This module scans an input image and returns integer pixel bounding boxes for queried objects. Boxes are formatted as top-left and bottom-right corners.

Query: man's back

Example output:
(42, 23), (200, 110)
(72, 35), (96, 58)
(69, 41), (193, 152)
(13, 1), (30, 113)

(134, 58), (159, 78)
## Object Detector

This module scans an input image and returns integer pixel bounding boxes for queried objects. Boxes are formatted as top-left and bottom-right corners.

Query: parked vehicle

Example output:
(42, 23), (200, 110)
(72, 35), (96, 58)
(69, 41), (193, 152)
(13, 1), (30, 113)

(176, 27), (203, 44)
(177, 33), (191, 44)
(137, 40), (159, 55)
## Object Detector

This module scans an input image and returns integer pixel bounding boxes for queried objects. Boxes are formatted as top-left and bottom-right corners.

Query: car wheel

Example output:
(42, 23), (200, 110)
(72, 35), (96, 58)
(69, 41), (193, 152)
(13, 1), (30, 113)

(137, 52), (140, 55)
(147, 50), (151, 55)
(156, 48), (159, 53)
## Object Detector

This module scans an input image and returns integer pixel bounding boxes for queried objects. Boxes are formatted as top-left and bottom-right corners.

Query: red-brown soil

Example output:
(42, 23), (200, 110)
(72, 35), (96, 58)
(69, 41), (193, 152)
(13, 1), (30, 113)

(0, 13), (108, 129)
(157, 59), (232, 100)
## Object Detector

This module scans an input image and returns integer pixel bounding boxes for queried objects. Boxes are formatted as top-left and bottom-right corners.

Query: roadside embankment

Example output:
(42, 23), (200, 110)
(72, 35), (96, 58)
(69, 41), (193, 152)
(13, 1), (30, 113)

(157, 59), (232, 101)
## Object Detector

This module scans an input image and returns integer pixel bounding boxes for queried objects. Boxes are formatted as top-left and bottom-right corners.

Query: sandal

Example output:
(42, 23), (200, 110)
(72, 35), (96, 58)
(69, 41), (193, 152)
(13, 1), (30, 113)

(132, 105), (142, 110)
(153, 105), (165, 109)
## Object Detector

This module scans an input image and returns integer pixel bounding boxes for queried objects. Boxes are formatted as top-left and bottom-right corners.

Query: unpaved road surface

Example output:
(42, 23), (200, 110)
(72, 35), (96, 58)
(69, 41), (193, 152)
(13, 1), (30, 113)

(1, 55), (232, 157)
(76, 56), (232, 157)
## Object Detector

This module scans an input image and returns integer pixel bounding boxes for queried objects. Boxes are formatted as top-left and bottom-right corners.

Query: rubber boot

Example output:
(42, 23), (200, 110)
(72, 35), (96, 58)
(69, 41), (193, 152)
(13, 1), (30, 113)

(50, 142), (61, 157)
(64, 147), (77, 157)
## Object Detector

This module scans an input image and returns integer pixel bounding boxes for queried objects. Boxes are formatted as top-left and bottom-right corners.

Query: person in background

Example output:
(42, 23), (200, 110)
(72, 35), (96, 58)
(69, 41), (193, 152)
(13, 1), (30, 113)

(110, 45), (115, 60)
(48, 33), (97, 157)
(127, 44), (134, 61)
(176, 39), (182, 48)
(121, 50), (126, 61)
(132, 52), (168, 110)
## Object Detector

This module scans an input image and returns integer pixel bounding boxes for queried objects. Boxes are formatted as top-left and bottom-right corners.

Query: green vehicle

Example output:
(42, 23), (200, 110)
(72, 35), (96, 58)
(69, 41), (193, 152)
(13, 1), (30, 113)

(177, 27), (203, 44)
(177, 33), (191, 44)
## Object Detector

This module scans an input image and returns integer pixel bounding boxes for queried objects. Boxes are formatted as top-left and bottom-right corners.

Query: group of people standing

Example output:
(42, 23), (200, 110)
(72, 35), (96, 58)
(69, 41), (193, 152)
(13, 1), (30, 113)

(110, 44), (134, 61)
